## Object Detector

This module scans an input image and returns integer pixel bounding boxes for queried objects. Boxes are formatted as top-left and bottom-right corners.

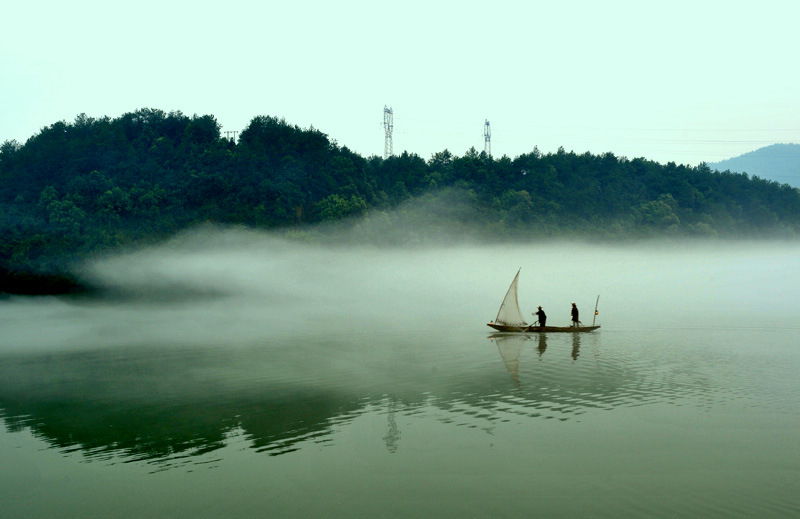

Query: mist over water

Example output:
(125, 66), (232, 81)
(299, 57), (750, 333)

(2, 227), (798, 353)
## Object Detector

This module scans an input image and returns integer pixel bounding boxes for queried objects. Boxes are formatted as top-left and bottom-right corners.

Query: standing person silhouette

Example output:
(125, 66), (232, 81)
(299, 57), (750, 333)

(571, 303), (580, 327)
(535, 306), (547, 327)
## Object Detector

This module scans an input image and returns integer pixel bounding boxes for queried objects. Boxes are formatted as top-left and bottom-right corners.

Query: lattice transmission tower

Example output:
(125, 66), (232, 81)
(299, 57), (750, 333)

(383, 106), (393, 159)
(484, 119), (491, 157)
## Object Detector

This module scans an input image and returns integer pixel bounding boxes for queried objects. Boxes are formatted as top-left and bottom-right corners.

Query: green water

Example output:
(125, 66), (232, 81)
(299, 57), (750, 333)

(1, 327), (798, 518)
(1, 239), (799, 517)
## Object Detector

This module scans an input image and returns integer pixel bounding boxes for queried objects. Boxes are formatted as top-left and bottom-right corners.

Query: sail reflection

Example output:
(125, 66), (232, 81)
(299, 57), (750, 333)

(0, 331), (715, 469)
(492, 333), (528, 387)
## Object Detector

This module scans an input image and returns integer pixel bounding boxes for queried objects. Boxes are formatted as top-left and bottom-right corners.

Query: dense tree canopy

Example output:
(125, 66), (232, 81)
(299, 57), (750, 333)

(2, 108), (799, 293)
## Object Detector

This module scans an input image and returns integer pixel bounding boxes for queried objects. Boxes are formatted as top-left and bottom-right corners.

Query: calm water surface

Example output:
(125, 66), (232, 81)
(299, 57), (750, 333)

(1, 237), (799, 517)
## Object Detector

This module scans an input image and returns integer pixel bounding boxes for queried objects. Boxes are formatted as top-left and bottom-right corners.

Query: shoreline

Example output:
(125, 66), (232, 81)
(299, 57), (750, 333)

(0, 270), (87, 296)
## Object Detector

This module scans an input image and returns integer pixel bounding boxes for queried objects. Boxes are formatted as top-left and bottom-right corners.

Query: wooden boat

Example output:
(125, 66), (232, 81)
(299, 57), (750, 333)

(489, 324), (600, 332)
(487, 269), (600, 333)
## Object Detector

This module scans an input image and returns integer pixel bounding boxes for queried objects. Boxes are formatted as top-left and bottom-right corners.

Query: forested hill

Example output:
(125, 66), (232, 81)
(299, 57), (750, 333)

(2, 108), (800, 293)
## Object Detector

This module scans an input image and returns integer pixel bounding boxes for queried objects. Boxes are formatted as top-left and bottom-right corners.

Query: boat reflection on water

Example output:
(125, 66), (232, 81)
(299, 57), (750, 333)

(383, 398), (401, 453)
(0, 331), (713, 469)
(572, 333), (580, 361)
(538, 333), (548, 357)
(491, 333), (525, 388)
(490, 332), (582, 364)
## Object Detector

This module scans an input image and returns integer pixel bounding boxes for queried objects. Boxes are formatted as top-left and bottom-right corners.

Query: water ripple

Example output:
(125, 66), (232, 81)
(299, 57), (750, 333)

(0, 326), (798, 469)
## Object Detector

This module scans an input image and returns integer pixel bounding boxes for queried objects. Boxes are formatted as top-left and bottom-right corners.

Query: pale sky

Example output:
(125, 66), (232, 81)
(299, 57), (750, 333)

(2, 0), (799, 165)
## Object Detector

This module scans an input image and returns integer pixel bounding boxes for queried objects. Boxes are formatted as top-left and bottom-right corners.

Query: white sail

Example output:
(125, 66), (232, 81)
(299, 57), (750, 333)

(494, 269), (528, 327)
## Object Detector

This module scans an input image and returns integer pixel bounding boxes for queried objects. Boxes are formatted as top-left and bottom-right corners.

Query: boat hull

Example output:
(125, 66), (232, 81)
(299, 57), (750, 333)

(487, 323), (600, 333)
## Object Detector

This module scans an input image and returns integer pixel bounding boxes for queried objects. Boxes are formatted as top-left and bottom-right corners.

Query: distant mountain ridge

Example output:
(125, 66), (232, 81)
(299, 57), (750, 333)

(709, 143), (800, 188)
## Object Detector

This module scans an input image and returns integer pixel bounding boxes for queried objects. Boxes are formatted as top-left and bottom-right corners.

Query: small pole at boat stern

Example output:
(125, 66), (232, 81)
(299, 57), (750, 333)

(592, 295), (600, 327)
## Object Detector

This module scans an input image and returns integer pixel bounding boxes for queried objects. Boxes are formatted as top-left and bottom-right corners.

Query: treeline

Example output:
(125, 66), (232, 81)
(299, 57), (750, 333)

(2, 108), (800, 292)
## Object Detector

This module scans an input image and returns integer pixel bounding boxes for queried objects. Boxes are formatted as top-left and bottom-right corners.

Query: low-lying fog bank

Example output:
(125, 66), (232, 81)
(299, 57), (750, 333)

(1, 225), (798, 352)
